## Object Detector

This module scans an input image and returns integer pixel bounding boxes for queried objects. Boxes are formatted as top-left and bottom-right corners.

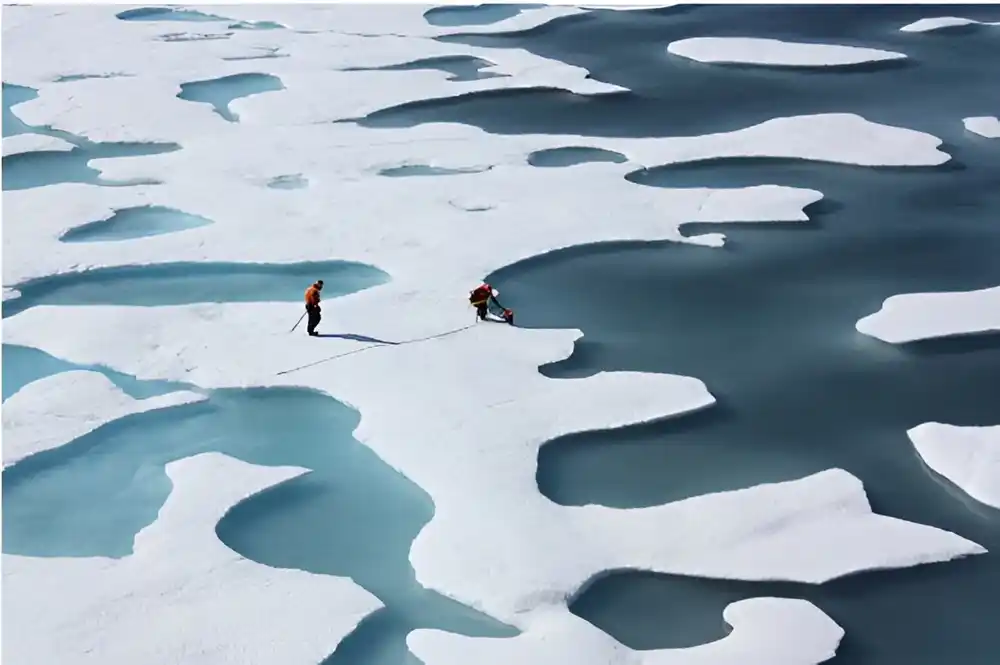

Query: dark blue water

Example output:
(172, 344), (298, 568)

(413, 5), (1000, 664)
(116, 7), (229, 22)
(380, 164), (491, 177)
(528, 146), (627, 167)
(59, 205), (213, 243)
(2, 260), (389, 319)
(267, 173), (308, 189)
(2, 82), (180, 190)
(346, 56), (506, 82)
(176, 73), (284, 122)
(423, 4), (540, 27)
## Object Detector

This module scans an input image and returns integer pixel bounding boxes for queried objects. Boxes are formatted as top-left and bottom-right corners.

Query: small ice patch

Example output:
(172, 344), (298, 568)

(856, 285), (1000, 344)
(59, 205), (214, 243)
(900, 16), (1000, 33)
(176, 73), (284, 122)
(908, 423), (1000, 510)
(2, 370), (204, 468)
(527, 146), (628, 168)
(667, 37), (907, 68)
(963, 116), (1000, 139)
(2, 133), (75, 157)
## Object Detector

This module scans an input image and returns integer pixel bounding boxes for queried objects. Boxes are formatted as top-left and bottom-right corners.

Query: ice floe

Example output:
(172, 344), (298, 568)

(856, 286), (1000, 343)
(667, 37), (907, 67)
(900, 16), (1000, 33)
(2, 132), (76, 156)
(1, 370), (204, 468)
(410, 598), (843, 665)
(908, 423), (1000, 510)
(2, 453), (382, 665)
(964, 116), (1000, 138)
(2, 305), (986, 625)
(2, 113), (949, 288)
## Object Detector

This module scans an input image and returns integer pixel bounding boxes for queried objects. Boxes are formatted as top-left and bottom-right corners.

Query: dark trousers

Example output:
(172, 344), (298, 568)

(306, 305), (321, 334)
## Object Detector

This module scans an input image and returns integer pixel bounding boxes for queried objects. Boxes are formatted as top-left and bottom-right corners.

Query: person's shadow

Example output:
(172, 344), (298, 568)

(315, 333), (399, 345)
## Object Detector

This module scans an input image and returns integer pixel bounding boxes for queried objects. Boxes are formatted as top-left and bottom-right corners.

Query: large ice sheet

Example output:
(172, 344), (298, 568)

(856, 286), (1000, 343)
(900, 16), (1000, 33)
(667, 37), (906, 67)
(2, 370), (204, 468)
(964, 116), (1000, 139)
(2, 452), (382, 665)
(3, 304), (985, 625)
(410, 599), (843, 665)
(3, 113), (948, 289)
(908, 423), (1000, 510)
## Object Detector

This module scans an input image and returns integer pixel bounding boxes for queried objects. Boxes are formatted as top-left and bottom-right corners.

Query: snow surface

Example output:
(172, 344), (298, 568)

(410, 599), (843, 665)
(2, 5), (984, 664)
(2, 132), (76, 157)
(2, 453), (382, 665)
(908, 423), (1000, 510)
(900, 16), (1000, 33)
(667, 37), (906, 67)
(964, 116), (1000, 138)
(1, 370), (205, 468)
(856, 286), (1000, 343)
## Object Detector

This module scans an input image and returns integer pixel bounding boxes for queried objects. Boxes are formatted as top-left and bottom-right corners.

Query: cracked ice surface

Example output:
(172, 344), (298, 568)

(1, 370), (205, 468)
(667, 37), (907, 67)
(2, 453), (382, 665)
(2, 4), (989, 664)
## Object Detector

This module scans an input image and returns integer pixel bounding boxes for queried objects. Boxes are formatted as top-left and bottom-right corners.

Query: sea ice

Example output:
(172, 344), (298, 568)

(2, 132), (75, 157)
(900, 16), (1000, 33)
(3, 304), (985, 626)
(667, 37), (907, 67)
(855, 285), (1000, 343)
(908, 423), (1000, 510)
(1, 370), (204, 468)
(2, 453), (382, 665)
(963, 116), (1000, 139)
(410, 599), (843, 665)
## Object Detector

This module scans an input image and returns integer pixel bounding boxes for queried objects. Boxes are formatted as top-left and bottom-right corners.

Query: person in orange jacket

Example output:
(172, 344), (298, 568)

(469, 282), (514, 325)
(304, 280), (324, 336)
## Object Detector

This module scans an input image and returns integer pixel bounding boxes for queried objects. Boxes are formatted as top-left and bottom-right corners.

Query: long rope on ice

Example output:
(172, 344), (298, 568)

(275, 324), (476, 377)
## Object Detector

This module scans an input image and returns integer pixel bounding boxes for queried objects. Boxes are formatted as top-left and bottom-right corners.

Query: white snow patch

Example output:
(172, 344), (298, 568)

(900, 16), (1000, 33)
(411, 599), (843, 665)
(2, 452), (382, 665)
(908, 423), (1000, 510)
(963, 116), (1000, 138)
(2, 132), (76, 157)
(856, 285), (1000, 344)
(667, 37), (907, 67)
(2, 370), (205, 468)
(2, 304), (985, 625)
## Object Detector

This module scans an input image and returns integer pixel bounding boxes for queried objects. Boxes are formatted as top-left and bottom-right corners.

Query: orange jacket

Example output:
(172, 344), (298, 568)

(305, 284), (321, 307)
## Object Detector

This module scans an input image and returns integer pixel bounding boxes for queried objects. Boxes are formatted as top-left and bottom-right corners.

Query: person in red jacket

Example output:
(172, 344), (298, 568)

(469, 282), (514, 325)
(304, 280), (324, 336)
